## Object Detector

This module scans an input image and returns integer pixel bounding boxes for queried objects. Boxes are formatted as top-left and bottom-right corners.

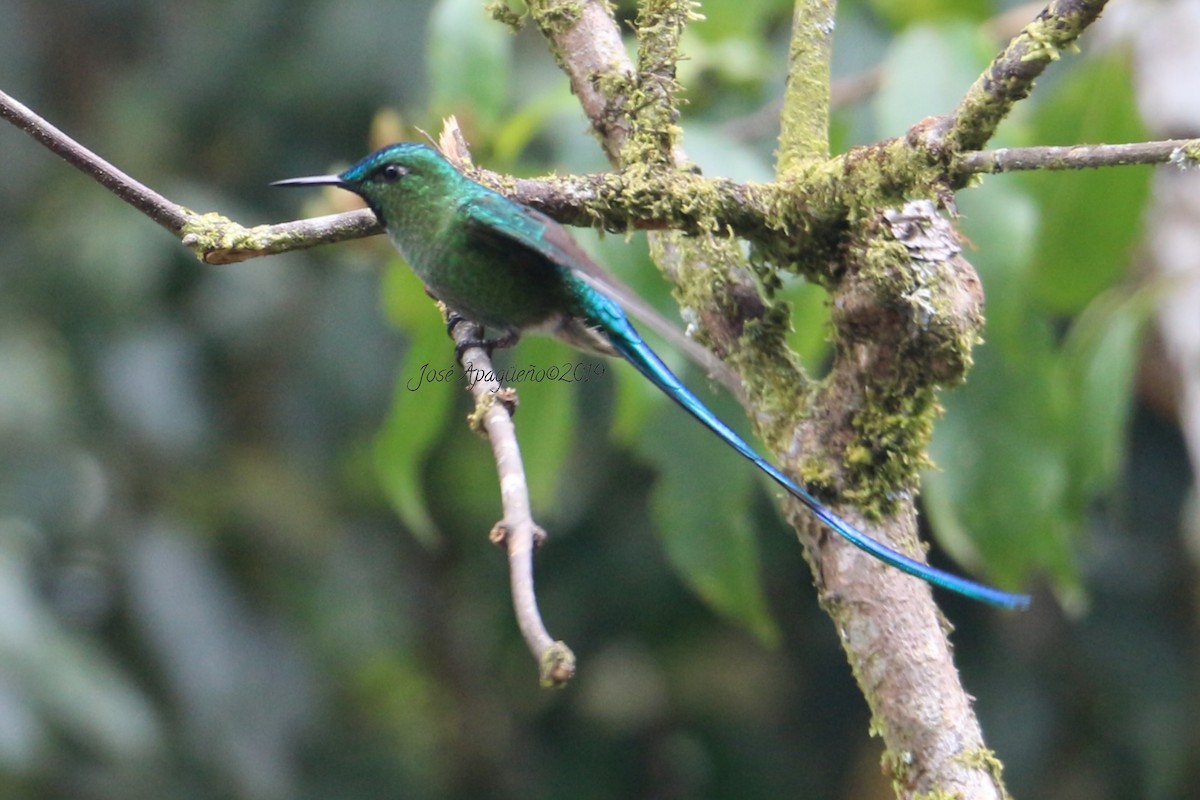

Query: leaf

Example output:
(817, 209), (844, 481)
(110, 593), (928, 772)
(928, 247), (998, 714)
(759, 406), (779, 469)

(1023, 52), (1151, 313)
(633, 381), (780, 645)
(924, 182), (1081, 592)
(781, 276), (832, 374)
(373, 263), (456, 546)
(868, 0), (991, 28)
(427, 0), (513, 129)
(692, 0), (788, 42)
(679, 123), (776, 182)
(925, 333), (1078, 591)
(491, 336), (579, 517)
(1061, 285), (1159, 497)
(873, 21), (994, 138)
(492, 84), (579, 166)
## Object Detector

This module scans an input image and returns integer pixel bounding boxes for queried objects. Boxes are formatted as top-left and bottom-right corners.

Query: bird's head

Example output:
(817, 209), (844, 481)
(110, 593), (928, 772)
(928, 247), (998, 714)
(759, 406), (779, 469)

(272, 143), (463, 228)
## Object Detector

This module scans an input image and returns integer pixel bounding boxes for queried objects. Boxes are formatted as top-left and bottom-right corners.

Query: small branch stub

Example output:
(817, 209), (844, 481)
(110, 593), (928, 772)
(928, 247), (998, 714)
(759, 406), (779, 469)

(539, 641), (577, 688)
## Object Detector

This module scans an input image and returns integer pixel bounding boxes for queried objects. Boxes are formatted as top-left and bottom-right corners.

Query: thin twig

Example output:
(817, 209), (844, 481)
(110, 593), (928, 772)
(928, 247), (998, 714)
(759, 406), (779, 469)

(0, 88), (190, 233)
(446, 312), (574, 688)
(0, 87), (385, 263)
(958, 139), (1200, 175)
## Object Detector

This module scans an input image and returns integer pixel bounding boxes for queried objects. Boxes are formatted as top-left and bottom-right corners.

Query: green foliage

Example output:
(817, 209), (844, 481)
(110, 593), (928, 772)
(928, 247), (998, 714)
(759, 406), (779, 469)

(868, 20), (1153, 601)
(428, 0), (514, 128)
(628, 368), (780, 644)
(926, 159), (1153, 603)
(691, 0), (790, 42)
(868, 0), (991, 28)
(873, 21), (996, 138)
(1022, 52), (1151, 312)
(374, 261), (455, 545)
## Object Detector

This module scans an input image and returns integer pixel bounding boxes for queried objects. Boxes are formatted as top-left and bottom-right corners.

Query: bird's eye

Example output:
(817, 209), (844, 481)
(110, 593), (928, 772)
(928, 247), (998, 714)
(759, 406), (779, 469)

(378, 164), (406, 182)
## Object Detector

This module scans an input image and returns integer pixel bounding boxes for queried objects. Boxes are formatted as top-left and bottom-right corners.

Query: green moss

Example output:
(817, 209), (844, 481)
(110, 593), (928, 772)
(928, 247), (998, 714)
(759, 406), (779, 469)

(180, 211), (315, 265)
(956, 747), (1012, 798)
(841, 386), (938, 518)
(775, 0), (833, 171)
(538, 641), (576, 688)
(1020, 17), (1071, 64)
(753, 139), (949, 277)
(181, 212), (262, 261)
(1175, 140), (1200, 168)
(528, 0), (583, 38)
(879, 745), (911, 787)
(466, 391), (501, 436)
(732, 304), (810, 448)
(486, 0), (526, 31)
(808, 208), (982, 516)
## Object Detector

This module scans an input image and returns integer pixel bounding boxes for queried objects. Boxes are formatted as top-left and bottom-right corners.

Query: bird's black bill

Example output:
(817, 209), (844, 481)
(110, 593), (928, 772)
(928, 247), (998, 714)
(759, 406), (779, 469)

(269, 174), (345, 188)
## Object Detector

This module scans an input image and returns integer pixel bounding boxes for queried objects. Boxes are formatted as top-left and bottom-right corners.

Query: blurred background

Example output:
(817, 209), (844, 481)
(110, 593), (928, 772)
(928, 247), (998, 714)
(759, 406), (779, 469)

(1, 0), (1198, 797)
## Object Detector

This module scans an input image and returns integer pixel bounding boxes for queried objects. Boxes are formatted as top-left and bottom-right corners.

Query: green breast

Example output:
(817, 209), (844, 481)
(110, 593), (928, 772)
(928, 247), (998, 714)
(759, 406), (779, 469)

(397, 226), (573, 332)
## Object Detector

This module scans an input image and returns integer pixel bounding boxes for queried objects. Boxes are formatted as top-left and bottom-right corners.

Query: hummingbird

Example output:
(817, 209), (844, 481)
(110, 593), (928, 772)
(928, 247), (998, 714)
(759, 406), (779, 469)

(273, 143), (1030, 610)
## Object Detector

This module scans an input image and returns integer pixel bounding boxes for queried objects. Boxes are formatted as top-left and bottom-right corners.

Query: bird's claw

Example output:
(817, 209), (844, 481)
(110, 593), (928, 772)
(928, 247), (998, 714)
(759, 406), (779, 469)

(453, 329), (520, 360)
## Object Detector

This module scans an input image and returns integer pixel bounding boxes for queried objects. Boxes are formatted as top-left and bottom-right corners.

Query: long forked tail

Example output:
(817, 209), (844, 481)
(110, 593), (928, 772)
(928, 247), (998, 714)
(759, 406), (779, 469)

(604, 319), (1030, 610)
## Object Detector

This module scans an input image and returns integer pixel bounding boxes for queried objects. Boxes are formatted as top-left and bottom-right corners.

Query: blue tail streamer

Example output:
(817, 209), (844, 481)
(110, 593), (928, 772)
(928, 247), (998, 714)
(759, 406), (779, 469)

(603, 316), (1030, 610)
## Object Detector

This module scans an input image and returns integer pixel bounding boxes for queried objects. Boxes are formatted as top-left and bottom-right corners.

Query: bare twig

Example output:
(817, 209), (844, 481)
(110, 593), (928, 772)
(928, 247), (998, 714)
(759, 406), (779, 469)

(958, 139), (1200, 175)
(446, 312), (575, 688)
(0, 87), (384, 264)
(0, 88), (189, 233)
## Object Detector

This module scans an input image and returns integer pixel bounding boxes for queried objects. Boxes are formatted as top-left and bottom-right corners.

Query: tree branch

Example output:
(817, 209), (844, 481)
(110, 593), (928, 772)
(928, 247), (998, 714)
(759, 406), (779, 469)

(776, 0), (834, 170)
(958, 138), (1200, 175)
(933, 0), (1111, 154)
(447, 312), (575, 688)
(0, 87), (385, 265)
(527, 0), (634, 162)
(523, 5), (1027, 800)
(9, 86), (1194, 273)
(0, 88), (189, 233)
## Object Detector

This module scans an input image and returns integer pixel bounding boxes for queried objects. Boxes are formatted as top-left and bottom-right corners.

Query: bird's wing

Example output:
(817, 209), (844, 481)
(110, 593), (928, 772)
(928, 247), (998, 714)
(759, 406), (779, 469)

(460, 192), (741, 395)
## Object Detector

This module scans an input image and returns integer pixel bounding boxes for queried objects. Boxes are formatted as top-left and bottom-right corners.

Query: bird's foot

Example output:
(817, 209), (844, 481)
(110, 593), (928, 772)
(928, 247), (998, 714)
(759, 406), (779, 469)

(445, 310), (470, 335)
(454, 328), (520, 360)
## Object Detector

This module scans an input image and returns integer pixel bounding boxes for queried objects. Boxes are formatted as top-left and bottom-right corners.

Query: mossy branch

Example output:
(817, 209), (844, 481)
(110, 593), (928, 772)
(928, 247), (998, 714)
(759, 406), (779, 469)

(776, 0), (835, 170)
(927, 0), (1111, 157)
(7, 84), (1191, 270)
